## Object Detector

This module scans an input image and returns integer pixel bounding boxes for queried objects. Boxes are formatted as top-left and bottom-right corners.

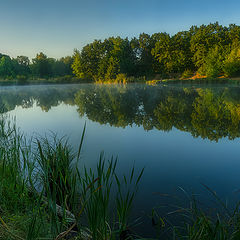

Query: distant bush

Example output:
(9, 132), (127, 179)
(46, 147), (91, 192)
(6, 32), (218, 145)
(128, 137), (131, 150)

(115, 73), (127, 83)
(16, 75), (28, 83)
(126, 76), (146, 82)
(54, 75), (73, 82)
(181, 69), (193, 79)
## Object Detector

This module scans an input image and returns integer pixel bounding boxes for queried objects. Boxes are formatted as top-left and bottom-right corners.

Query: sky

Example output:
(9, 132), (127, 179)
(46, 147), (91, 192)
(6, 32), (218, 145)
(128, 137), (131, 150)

(0, 0), (240, 59)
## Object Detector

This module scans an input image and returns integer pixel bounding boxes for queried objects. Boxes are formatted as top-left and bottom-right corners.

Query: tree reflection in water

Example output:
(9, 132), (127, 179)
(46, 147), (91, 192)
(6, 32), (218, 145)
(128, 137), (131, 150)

(1, 84), (240, 142)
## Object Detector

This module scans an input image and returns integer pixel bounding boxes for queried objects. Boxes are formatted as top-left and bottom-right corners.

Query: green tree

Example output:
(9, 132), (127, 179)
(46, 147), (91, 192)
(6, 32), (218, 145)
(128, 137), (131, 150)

(16, 56), (30, 66)
(60, 56), (73, 75)
(72, 37), (137, 81)
(31, 52), (52, 78)
(203, 45), (226, 77)
(71, 22), (240, 81)
(223, 40), (240, 77)
(151, 33), (172, 74)
(14, 56), (30, 76)
(190, 22), (230, 72)
(72, 49), (85, 79)
(0, 56), (16, 78)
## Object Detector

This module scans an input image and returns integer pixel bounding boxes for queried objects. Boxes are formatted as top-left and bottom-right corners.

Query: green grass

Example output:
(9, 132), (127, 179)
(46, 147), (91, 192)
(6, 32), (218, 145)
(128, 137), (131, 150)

(0, 114), (144, 239)
(0, 116), (51, 239)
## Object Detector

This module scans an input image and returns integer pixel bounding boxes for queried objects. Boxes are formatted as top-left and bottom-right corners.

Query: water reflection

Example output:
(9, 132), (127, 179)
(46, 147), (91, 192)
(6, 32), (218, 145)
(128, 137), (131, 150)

(75, 84), (240, 141)
(1, 84), (240, 141)
(0, 85), (76, 113)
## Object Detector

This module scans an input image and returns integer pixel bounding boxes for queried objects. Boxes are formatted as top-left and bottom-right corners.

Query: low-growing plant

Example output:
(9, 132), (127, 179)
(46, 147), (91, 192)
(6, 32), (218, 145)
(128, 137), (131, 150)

(181, 69), (193, 79)
(115, 166), (144, 234)
(79, 154), (144, 240)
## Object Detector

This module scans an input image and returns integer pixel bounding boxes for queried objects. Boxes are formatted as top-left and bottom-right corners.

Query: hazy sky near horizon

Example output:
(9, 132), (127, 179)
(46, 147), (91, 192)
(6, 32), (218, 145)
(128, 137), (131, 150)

(0, 0), (240, 59)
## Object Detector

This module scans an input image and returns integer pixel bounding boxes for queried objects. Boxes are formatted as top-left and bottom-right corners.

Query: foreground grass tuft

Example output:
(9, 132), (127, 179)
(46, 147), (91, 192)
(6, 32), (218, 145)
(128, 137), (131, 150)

(0, 115), (144, 239)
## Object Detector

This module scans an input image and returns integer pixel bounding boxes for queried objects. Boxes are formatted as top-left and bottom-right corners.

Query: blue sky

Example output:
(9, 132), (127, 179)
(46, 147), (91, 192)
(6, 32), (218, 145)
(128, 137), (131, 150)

(0, 0), (240, 59)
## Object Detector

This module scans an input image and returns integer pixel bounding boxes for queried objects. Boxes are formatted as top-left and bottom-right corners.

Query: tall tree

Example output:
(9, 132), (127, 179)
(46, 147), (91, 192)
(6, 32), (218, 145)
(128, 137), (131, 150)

(0, 56), (16, 78)
(32, 52), (52, 78)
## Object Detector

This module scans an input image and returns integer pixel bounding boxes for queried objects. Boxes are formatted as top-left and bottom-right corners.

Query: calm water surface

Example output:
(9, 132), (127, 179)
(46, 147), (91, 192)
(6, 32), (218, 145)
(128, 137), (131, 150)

(1, 83), (240, 237)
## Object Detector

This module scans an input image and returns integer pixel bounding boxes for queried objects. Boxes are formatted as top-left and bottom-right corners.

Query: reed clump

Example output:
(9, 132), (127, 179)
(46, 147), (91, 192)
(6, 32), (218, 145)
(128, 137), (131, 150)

(151, 186), (240, 240)
(0, 115), (144, 239)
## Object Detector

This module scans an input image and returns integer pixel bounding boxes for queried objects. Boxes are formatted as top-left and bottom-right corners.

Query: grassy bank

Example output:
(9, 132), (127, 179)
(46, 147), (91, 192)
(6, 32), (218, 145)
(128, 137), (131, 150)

(2, 75), (240, 86)
(0, 115), (144, 240)
(1, 115), (240, 239)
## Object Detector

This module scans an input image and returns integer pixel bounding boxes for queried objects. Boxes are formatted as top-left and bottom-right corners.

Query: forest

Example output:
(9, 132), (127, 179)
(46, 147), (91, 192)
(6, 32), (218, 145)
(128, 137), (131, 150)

(0, 52), (73, 82)
(1, 22), (240, 83)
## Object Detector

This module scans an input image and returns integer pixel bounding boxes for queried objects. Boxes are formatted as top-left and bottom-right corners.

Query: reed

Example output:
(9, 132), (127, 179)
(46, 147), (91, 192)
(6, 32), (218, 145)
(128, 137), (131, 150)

(115, 166), (144, 234)
(0, 115), (50, 239)
(0, 115), (144, 239)
(174, 185), (240, 240)
(79, 154), (144, 239)
(150, 186), (240, 240)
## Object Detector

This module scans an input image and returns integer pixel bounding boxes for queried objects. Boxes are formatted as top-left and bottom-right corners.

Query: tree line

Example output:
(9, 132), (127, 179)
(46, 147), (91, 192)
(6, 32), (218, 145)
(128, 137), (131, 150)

(0, 52), (73, 80)
(1, 22), (240, 82)
(72, 22), (240, 82)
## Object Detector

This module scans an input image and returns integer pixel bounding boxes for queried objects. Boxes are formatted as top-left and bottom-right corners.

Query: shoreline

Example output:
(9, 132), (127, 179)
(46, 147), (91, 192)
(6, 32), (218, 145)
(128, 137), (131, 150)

(146, 77), (240, 85)
(1, 77), (240, 86)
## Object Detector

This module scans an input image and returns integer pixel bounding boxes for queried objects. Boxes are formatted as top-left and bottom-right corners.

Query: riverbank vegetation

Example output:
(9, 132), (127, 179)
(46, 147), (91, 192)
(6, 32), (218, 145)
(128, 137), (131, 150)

(0, 115), (147, 239)
(1, 22), (240, 84)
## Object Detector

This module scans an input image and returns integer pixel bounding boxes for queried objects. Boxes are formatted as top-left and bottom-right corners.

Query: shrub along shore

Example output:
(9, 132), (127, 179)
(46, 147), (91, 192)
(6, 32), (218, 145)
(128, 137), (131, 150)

(2, 76), (240, 86)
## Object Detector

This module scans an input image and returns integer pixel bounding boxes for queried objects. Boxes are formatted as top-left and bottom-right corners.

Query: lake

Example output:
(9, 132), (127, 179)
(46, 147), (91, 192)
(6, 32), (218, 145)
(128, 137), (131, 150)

(1, 83), (240, 237)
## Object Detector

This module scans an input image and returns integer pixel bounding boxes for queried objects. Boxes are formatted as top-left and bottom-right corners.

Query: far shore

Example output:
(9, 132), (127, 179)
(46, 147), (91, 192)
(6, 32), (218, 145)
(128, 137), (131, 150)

(146, 77), (240, 85)
(1, 76), (240, 86)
